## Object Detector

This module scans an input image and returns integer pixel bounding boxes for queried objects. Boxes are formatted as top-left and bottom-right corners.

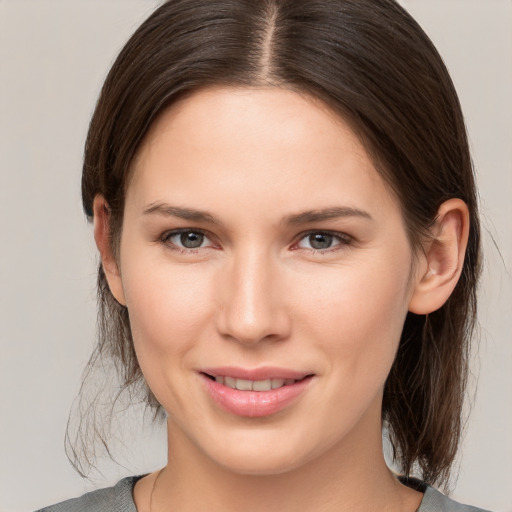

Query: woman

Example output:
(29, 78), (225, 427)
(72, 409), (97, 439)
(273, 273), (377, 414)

(38, 0), (489, 510)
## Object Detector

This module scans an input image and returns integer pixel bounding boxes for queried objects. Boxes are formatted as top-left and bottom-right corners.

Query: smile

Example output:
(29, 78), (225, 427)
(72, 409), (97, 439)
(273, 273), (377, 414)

(200, 368), (314, 418)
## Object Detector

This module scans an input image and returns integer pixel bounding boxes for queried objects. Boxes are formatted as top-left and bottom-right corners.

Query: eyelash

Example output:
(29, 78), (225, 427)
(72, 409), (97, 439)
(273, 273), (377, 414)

(158, 228), (353, 255)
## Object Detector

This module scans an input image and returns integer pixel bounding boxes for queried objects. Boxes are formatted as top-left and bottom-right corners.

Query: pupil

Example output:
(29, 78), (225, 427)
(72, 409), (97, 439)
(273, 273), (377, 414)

(180, 232), (203, 248)
(310, 233), (332, 249)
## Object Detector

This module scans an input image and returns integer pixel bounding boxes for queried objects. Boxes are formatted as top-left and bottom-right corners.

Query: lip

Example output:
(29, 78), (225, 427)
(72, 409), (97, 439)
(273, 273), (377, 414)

(199, 367), (314, 418)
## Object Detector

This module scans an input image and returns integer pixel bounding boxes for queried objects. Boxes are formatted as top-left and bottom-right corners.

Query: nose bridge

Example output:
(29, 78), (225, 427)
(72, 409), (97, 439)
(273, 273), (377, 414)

(217, 244), (289, 345)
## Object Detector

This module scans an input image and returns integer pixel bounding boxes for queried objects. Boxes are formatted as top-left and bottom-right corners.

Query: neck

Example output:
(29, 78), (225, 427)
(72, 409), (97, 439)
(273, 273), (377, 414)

(146, 411), (422, 512)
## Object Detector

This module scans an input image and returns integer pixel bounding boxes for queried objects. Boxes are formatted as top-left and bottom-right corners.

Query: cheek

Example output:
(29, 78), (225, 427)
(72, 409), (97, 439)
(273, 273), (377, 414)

(120, 253), (216, 362)
(119, 256), (220, 415)
(296, 251), (412, 382)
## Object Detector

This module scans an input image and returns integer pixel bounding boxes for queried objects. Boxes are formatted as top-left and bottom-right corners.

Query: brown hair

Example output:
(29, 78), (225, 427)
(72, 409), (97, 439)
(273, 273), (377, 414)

(73, 0), (481, 486)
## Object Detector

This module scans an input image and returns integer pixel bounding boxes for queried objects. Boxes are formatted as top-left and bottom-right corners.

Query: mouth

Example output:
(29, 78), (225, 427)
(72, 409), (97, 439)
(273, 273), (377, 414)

(202, 373), (310, 392)
(199, 368), (314, 417)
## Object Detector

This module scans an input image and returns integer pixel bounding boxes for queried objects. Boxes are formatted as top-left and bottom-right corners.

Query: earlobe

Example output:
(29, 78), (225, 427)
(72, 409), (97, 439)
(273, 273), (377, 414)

(408, 198), (470, 315)
(93, 195), (127, 306)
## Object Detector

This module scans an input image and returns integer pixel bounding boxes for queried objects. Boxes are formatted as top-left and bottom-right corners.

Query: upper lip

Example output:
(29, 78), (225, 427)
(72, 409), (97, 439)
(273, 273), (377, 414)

(199, 366), (313, 381)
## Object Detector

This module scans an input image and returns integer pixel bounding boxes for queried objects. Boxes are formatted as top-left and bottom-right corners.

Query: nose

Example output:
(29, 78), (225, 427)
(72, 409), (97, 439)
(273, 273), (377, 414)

(216, 248), (291, 346)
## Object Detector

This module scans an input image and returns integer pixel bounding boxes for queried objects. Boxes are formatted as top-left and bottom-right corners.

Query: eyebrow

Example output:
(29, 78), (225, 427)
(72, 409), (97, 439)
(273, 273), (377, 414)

(283, 207), (373, 225)
(142, 203), (219, 224)
(142, 203), (372, 225)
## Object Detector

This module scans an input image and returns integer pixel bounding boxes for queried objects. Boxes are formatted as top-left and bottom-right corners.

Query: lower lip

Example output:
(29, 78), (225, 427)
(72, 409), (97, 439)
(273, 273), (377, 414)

(201, 374), (313, 418)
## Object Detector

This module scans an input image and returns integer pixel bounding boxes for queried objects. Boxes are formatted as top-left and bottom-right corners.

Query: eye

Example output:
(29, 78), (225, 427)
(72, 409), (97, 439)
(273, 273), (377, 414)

(295, 231), (351, 251)
(162, 229), (213, 250)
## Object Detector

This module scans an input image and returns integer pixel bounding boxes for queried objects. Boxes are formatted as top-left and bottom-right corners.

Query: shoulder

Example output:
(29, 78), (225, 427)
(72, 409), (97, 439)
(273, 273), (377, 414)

(399, 476), (492, 512)
(420, 486), (493, 512)
(34, 476), (141, 512)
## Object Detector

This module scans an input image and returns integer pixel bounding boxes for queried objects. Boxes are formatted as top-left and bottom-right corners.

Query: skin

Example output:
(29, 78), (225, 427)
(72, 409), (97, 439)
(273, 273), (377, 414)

(94, 87), (469, 512)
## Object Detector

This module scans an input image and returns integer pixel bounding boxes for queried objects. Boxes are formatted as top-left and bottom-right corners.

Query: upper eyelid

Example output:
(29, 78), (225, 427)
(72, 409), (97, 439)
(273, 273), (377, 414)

(294, 229), (352, 243)
(162, 227), (212, 239)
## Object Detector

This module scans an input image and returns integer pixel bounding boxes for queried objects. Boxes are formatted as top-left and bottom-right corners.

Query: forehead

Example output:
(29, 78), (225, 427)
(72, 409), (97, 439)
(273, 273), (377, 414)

(138, 86), (362, 158)
(127, 86), (401, 222)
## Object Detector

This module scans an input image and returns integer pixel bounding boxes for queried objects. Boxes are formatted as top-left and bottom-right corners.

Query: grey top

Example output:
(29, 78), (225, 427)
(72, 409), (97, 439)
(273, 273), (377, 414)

(35, 476), (492, 512)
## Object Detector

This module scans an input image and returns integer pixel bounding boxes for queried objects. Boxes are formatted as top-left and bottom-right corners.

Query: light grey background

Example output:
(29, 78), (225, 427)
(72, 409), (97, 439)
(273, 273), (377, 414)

(0, 1), (511, 511)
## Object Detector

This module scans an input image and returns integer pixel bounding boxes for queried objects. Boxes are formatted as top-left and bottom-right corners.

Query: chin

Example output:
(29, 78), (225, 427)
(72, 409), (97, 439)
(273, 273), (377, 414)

(198, 428), (320, 476)
(213, 449), (307, 476)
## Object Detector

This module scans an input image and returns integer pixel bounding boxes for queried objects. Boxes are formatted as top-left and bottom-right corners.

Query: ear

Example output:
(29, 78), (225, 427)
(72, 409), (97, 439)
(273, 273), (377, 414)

(93, 195), (126, 306)
(408, 198), (470, 315)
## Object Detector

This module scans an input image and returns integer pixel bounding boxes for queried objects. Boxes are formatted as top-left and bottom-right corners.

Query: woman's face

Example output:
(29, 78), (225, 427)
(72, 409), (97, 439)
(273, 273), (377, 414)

(115, 87), (418, 474)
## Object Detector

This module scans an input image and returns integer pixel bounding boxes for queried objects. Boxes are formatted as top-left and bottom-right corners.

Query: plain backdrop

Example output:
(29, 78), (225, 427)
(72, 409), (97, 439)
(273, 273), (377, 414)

(0, 1), (511, 511)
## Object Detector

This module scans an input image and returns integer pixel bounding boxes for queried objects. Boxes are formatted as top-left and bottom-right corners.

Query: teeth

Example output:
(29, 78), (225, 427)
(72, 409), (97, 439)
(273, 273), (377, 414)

(271, 378), (285, 389)
(236, 379), (253, 391)
(213, 376), (296, 391)
(253, 379), (272, 391)
(225, 376), (236, 388)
